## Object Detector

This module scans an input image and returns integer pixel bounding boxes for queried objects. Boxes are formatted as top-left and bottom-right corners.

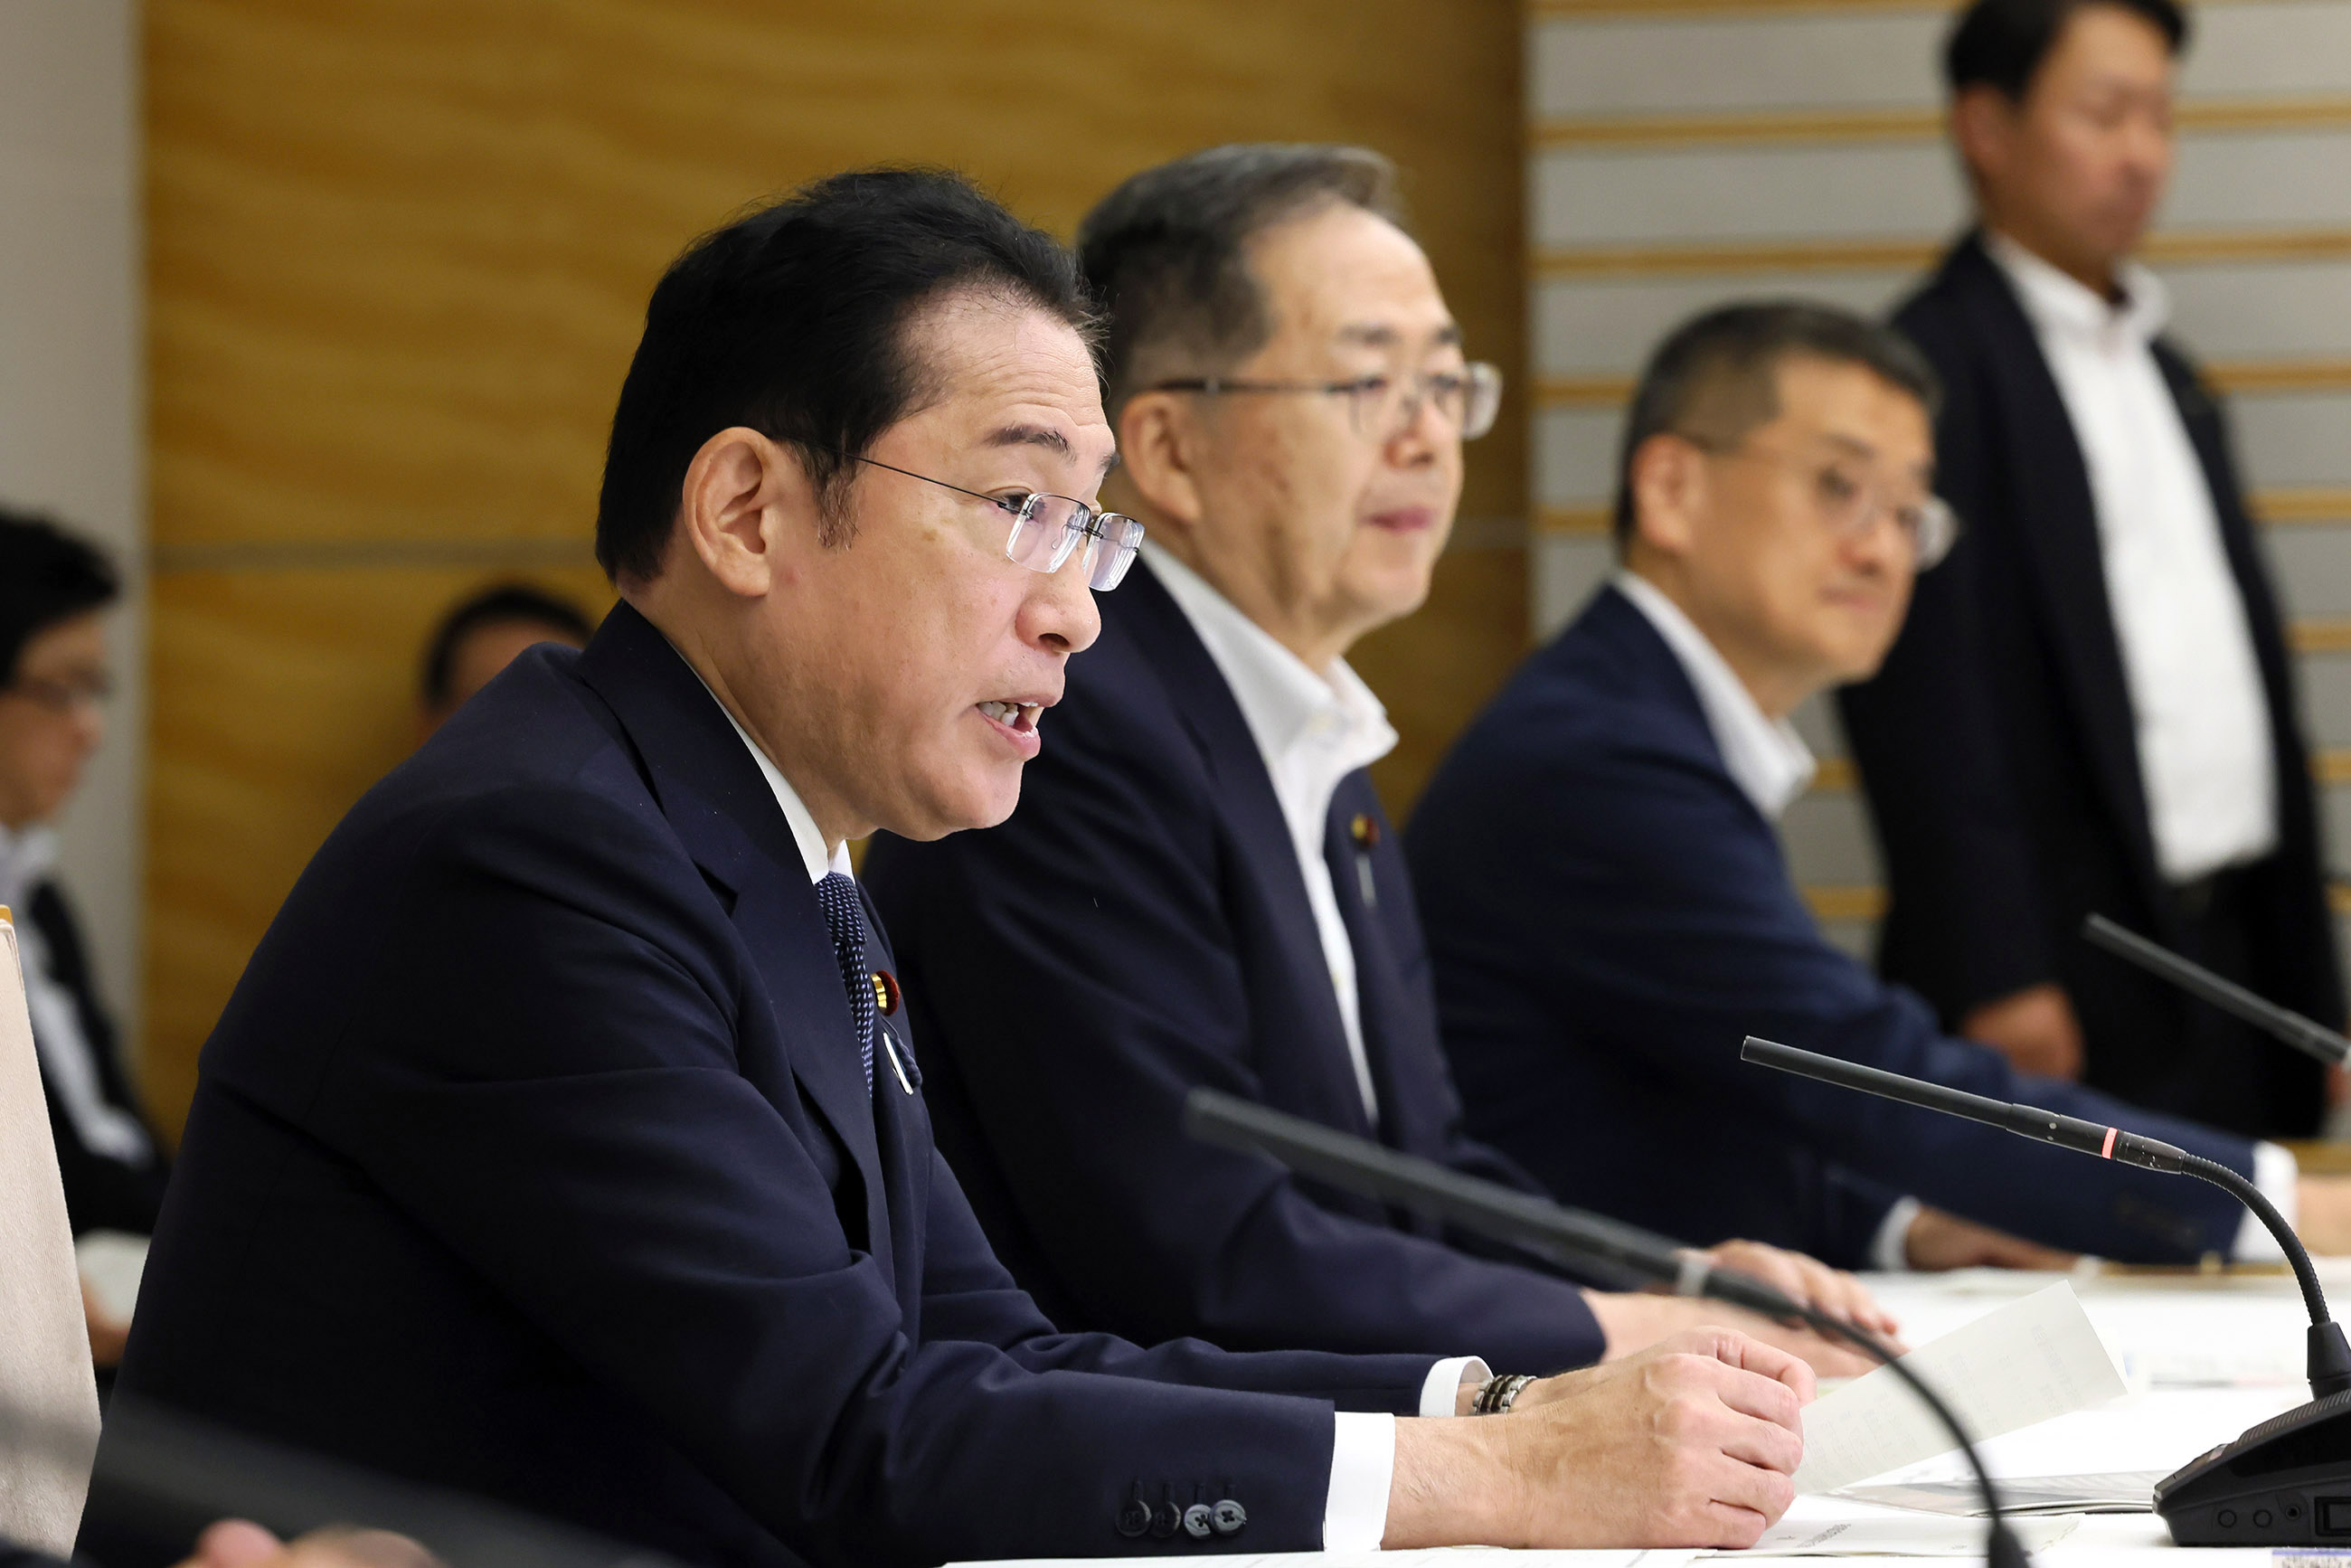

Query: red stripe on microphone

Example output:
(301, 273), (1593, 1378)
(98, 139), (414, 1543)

(2101, 1126), (2117, 1159)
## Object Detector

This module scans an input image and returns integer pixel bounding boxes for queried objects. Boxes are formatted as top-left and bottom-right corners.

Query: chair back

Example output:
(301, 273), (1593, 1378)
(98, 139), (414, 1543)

(0, 908), (102, 1554)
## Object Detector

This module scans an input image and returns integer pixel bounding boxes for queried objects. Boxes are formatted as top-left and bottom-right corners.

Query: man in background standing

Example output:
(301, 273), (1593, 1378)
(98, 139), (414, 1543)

(1838, 0), (2340, 1136)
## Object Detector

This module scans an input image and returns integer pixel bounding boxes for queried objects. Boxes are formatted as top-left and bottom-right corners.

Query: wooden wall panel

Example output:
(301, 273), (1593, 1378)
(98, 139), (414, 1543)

(144, 0), (1527, 1138)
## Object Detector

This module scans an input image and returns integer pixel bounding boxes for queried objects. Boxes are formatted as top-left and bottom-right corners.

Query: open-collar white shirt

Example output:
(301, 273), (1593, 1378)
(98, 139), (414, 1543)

(0, 820), (153, 1167)
(1145, 543), (1400, 1123)
(1985, 231), (2278, 884)
(694, 646), (1469, 1551)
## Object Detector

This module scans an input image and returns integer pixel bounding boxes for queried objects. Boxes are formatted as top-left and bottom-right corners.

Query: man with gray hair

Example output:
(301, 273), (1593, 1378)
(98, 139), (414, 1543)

(864, 145), (1915, 1388)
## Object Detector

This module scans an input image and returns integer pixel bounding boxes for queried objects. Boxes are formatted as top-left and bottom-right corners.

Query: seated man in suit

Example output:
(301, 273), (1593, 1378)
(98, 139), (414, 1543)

(864, 145), (2039, 1384)
(114, 170), (1816, 1563)
(0, 511), (173, 1369)
(1407, 301), (2351, 1267)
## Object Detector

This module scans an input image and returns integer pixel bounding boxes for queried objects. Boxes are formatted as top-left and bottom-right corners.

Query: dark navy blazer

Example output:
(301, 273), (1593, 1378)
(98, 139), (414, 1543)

(112, 602), (1437, 1568)
(1406, 585), (2257, 1266)
(862, 559), (1607, 1373)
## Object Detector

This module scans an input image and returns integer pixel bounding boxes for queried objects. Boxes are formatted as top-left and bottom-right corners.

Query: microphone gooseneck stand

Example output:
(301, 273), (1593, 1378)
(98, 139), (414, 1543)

(1181, 1088), (2029, 1568)
(1740, 1033), (2351, 1544)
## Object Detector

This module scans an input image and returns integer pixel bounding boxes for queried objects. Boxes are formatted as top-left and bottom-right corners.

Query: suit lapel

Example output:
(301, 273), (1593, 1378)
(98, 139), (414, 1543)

(1949, 238), (2172, 921)
(1110, 562), (1375, 1139)
(575, 604), (894, 1280)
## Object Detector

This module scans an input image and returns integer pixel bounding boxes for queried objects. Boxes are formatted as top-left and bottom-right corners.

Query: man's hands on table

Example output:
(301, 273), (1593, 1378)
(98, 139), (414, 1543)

(1386, 1328), (1810, 1548)
(1581, 1239), (1897, 1377)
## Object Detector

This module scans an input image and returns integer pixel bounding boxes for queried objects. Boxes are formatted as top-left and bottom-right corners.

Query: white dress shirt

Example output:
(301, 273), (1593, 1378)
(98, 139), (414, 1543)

(1144, 543), (1401, 1121)
(705, 661), (1473, 1550)
(0, 822), (153, 1167)
(1985, 232), (2279, 885)
(1615, 571), (2299, 1265)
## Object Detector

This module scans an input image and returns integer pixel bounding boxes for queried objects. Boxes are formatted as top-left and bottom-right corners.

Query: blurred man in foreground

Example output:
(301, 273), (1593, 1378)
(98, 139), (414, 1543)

(0, 511), (169, 1369)
(1839, 0), (2338, 1136)
(414, 582), (594, 738)
(865, 145), (2022, 1385)
(115, 171), (1817, 1563)
(1409, 302), (2351, 1267)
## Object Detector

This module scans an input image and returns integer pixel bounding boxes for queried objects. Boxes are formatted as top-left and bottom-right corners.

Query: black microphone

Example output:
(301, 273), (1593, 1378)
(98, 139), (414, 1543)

(2083, 913), (2348, 1068)
(1740, 1034), (2351, 1545)
(1182, 1087), (2029, 1568)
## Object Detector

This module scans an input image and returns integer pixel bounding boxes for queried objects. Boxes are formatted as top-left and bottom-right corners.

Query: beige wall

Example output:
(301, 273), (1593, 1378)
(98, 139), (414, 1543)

(0, 3), (143, 1042)
(142, 0), (1530, 1138)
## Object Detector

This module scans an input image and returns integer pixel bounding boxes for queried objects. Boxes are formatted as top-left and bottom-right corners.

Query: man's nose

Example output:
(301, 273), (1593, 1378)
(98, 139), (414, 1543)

(1028, 553), (1102, 655)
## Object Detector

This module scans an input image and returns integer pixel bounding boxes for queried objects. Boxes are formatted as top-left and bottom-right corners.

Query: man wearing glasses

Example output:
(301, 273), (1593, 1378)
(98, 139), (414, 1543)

(1407, 302), (2351, 1267)
(118, 171), (1820, 1563)
(865, 146), (1901, 1384)
(0, 511), (167, 1374)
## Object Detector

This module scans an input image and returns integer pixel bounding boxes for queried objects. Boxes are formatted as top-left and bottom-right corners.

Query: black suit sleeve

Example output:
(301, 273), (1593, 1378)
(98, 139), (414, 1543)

(1838, 307), (2059, 1018)
(865, 697), (1606, 1374)
(304, 787), (1369, 1563)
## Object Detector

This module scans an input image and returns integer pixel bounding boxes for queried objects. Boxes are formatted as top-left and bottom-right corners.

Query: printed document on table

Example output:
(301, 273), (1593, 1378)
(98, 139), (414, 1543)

(1793, 1280), (2128, 1494)
(954, 1553), (1700, 1568)
(1708, 1515), (2081, 1555)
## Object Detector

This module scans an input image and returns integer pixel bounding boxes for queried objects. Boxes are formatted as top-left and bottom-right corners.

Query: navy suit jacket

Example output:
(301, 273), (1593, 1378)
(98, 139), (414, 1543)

(862, 559), (1607, 1372)
(1406, 585), (2257, 1266)
(1839, 232), (2337, 1137)
(113, 602), (1439, 1568)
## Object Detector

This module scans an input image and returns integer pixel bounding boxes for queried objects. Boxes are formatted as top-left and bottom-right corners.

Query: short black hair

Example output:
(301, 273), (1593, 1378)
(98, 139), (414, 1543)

(594, 167), (1094, 582)
(420, 583), (597, 708)
(1612, 302), (1942, 545)
(1077, 144), (1403, 411)
(0, 507), (118, 685)
(1946, 0), (2189, 100)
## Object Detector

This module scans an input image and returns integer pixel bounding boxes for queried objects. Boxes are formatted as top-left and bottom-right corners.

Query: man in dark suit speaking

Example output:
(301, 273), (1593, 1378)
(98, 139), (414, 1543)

(112, 173), (1816, 1563)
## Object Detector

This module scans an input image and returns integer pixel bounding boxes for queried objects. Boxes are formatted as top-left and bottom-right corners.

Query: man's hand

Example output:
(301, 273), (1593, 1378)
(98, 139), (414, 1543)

(1385, 1328), (1808, 1548)
(176, 1521), (443, 1568)
(1695, 1240), (1899, 1337)
(1903, 1206), (2077, 1271)
(1959, 982), (2084, 1079)
(82, 1276), (129, 1368)
(1581, 1289), (1882, 1378)
(2296, 1176), (2351, 1255)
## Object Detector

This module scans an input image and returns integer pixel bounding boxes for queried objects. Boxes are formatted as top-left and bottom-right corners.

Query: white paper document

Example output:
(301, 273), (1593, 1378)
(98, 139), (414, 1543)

(954, 1554), (1697, 1568)
(1793, 1281), (2128, 1494)
(1835, 1469), (2165, 1516)
(1708, 1515), (2081, 1555)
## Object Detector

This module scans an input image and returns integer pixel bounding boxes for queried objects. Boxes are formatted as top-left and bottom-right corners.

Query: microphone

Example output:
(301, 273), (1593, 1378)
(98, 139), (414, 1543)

(2083, 913), (2347, 1067)
(1740, 1034), (2351, 1545)
(1182, 1087), (2029, 1568)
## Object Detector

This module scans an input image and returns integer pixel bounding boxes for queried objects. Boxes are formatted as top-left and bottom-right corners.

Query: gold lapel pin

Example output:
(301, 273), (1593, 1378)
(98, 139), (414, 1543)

(870, 968), (902, 1017)
(1350, 813), (1381, 851)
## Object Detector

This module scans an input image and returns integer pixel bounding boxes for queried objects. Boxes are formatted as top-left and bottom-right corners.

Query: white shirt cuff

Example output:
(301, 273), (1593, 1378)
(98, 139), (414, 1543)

(1869, 1196), (1926, 1272)
(1419, 1355), (1490, 1418)
(1322, 1359), (1489, 1552)
(2232, 1142), (2300, 1261)
(1324, 1412), (1395, 1552)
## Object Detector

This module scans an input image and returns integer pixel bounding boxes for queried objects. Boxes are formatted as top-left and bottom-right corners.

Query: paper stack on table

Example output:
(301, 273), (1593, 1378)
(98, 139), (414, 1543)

(1836, 1471), (2165, 1516)
(1793, 1280), (2129, 1494)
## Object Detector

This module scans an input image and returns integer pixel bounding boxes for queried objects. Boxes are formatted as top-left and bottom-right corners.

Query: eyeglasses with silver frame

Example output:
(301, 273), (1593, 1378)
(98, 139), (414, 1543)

(1147, 362), (1504, 442)
(852, 456), (1146, 590)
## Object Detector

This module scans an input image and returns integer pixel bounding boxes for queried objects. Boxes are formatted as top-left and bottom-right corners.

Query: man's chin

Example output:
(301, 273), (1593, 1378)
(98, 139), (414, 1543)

(883, 770), (1025, 843)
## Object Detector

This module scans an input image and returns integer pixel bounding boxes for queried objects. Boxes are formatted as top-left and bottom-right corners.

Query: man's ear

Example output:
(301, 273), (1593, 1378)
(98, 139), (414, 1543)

(675, 427), (818, 600)
(1627, 432), (1707, 561)
(1950, 85), (2015, 192)
(1113, 392), (1208, 530)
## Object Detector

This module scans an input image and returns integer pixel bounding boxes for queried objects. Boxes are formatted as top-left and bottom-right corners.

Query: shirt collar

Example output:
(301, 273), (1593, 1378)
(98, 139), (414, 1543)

(677, 663), (845, 884)
(1143, 542), (1398, 782)
(0, 819), (59, 917)
(1613, 571), (1816, 820)
(1985, 228), (2170, 349)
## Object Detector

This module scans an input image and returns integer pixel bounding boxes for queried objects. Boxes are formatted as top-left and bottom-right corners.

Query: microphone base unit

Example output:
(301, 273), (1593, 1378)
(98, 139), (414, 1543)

(2156, 1388), (2351, 1544)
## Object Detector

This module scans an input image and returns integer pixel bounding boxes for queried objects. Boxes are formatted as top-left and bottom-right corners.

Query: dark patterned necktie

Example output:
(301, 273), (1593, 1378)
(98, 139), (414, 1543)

(814, 873), (875, 1092)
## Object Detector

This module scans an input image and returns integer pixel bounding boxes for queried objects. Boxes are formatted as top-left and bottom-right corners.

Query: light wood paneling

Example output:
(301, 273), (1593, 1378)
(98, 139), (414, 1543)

(143, 0), (1528, 1138)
